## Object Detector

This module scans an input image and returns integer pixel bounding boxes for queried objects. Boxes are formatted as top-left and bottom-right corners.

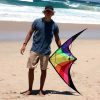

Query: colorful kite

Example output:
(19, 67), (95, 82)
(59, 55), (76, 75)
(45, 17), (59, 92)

(49, 29), (87, 94)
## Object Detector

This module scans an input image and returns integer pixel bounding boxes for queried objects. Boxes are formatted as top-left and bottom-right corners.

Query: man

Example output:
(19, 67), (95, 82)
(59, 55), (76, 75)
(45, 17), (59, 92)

(20, 5), (61, 96)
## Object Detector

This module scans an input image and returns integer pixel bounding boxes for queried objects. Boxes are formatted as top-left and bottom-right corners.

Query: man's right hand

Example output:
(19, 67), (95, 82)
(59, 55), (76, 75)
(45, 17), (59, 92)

(20, 27), (34, 55)
(20, 45), (26, 55)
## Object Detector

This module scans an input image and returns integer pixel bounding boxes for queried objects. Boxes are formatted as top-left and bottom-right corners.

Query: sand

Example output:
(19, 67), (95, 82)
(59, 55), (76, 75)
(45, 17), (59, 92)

(0, 20), (100, 100)
(0, 39), (100, 100)
(0, 21), (100, 41)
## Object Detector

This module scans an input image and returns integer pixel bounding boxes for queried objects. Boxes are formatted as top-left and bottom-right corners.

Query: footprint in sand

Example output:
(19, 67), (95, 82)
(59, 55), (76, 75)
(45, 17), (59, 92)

(97, 81), (100, 84)
(85, 60), (89, 62)
(86, 76), (88, 79)
(2, 90), (17, 95)
(12, 74), (16, 76)
(91, 58), (95, 60)
(88, 84), (92, 88)
(9, 90), (17, 94)
(1, 91), (21, 100)
(1, 95), (21, 100)
(0, 79), (4, 81)
(71, 71), (76, 77)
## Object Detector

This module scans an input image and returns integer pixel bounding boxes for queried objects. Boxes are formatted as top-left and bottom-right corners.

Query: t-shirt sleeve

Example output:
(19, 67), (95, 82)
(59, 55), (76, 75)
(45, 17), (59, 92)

(32, 19), (38, 30)
(54, 23), (59, 33)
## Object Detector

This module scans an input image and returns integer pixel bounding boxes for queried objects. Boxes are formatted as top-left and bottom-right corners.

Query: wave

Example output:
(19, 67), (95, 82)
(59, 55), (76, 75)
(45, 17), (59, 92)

(0, 0), (100, 24)
(0, 3), (100, 24)
(0, 0), (100, 11)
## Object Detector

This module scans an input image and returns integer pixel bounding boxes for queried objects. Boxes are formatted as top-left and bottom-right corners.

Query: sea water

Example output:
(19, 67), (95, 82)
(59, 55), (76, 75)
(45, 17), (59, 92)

(0, 0), (100, 40)
(0, 0), (100, 24)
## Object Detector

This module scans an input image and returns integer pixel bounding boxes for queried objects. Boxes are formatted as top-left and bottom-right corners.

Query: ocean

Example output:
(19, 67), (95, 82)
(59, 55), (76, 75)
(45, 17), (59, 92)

(0, 0), (100, 24)
(0, 0), (100, 40)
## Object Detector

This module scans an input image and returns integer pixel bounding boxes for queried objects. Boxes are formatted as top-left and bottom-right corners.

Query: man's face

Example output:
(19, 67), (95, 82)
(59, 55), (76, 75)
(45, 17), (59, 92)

(44, 10), (54, 17)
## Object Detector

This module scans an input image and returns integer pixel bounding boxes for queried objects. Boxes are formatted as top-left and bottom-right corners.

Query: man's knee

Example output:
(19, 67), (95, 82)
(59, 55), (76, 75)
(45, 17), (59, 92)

(41, 69), (47, 74)
(29, 68), (34, 73)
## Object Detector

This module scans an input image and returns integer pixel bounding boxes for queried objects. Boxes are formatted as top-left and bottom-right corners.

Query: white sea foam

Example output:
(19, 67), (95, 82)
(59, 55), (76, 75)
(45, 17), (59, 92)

(0, 3), (100, 24)
(20, 0), (33, 2)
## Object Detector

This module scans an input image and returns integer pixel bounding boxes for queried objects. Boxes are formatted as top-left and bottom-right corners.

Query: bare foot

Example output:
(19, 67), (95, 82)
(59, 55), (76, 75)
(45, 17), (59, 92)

(20, 90), (32, 95)
(37, 90), (45, 97)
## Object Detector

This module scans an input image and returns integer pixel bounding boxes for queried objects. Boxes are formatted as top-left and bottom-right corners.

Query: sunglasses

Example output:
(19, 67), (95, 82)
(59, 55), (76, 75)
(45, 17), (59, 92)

(44, 10), (53, 13)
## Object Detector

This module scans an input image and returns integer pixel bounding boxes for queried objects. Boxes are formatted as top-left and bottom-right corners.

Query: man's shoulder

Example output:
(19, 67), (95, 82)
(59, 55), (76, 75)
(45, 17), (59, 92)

(33, 18), (42, 23)
(52, 21), (58, 28)
(52, 20), (58, 25)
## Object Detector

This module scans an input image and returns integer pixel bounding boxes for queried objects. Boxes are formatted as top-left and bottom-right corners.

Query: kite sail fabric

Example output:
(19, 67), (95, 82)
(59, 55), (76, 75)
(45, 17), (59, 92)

(49, 29), (87, 94)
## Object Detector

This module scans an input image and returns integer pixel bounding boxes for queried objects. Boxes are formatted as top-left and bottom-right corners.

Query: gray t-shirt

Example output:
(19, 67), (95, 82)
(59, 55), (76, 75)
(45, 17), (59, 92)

(31, 18), (59, 55)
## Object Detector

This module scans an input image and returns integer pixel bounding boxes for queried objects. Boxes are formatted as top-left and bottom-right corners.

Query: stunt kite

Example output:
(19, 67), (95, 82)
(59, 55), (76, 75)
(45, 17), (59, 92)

(49, 29), (87, 94)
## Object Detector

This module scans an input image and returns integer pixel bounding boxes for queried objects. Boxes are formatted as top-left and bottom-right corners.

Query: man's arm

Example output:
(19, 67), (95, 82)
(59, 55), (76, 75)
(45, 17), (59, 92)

(54, 32), (61, 48)
(20, 27), (34, 55)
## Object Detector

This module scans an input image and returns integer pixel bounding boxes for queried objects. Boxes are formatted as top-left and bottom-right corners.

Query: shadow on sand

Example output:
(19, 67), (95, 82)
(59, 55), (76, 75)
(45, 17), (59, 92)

(29, 89), (76, 96)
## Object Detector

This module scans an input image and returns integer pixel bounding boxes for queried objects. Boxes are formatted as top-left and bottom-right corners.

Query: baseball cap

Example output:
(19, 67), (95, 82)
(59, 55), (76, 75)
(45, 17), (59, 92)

(43, 5), (54, 13)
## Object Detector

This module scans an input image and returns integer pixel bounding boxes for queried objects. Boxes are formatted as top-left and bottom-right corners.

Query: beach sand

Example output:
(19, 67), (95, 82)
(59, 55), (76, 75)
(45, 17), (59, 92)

(0, 39), (100, 100)
(0, 21), (100, 41)
(0, 20), (100, 100)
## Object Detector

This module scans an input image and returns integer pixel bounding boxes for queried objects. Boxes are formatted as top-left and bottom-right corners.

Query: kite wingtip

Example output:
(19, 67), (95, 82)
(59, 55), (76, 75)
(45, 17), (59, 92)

(79, 92), (82, 95)
(83, 28), (88, 32)
(81, 28), (88, 32)
(77, 91), (83, 96)
(85, 28), (88, 30)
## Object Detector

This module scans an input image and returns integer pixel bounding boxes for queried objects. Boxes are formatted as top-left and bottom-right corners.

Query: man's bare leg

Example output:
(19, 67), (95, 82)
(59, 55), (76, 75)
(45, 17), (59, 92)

(39, 70), (47, 96)
(22, 68), (34, 95)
